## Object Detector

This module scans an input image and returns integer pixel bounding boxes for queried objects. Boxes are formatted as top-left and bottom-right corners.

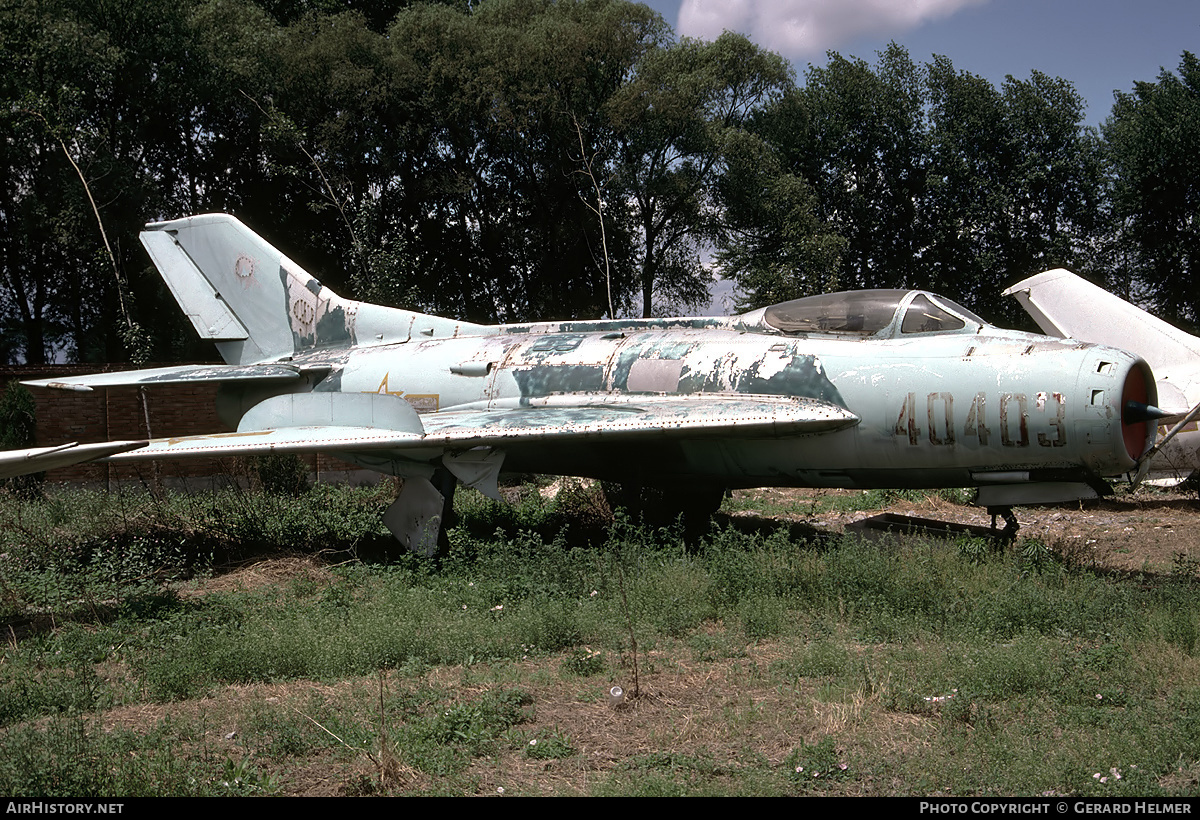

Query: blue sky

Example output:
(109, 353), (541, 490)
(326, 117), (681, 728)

(643, 0), (1200, 127)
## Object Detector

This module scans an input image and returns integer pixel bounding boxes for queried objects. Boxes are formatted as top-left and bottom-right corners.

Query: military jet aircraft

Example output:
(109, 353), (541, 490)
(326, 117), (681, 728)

(0, 215), (1164, 553)
(1005, 268), (1200, 484)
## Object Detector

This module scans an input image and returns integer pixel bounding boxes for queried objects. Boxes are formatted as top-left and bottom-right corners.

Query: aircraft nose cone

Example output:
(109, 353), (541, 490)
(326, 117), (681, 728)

(1123, 401), (1172, 424)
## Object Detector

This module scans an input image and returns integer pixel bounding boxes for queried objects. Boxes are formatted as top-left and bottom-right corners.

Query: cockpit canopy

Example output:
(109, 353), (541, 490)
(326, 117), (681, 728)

(744, 289), (988, 339)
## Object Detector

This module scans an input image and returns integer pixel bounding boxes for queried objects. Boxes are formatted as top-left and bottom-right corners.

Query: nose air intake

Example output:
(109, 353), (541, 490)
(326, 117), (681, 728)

(1121, 363), (1163, 462)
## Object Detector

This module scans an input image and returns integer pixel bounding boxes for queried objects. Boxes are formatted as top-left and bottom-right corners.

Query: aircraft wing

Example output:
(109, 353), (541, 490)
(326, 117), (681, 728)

(1, 392), (857, 488)
(0, 391), (842, 484)
(0, 440), (149, 478)
(22, 363), (304, 392)
(97, 393), (858, 463)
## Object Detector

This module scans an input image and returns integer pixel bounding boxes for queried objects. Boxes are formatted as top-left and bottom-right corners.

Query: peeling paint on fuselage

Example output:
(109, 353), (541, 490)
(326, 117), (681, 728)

(512, 365), (606, 403)
(675, 349), (844, 406)
(260, 317), (1149, 492)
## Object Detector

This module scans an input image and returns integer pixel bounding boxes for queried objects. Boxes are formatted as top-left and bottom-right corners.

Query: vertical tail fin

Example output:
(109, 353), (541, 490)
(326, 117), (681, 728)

(140, 214), (358, 364)
(1004, 268), (1200, 413)
(140, 213), (490, 366)
(1004, 269), (1200, 370)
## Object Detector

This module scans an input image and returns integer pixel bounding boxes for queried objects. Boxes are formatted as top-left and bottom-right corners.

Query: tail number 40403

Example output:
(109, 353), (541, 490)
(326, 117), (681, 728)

(894, 391), (1066, 448)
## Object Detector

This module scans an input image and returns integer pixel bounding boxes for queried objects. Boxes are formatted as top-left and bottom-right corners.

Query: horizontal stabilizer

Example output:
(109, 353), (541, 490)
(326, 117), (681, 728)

(23, 363), (303, 392)
(0, 440), (148, 478)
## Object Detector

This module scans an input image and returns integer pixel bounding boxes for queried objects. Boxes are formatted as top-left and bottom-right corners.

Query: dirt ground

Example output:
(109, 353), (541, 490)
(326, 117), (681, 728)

(727, 485), (1200, 575)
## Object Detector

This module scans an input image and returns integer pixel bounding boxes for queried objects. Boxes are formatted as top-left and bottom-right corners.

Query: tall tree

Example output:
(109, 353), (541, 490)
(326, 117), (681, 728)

(926, 58), (1105, 322)
(923, 55), (1011, 307)
(0, 0), (270, 363)
(607, 31), (793, 316)
(1105, 52), (1200, 328)
(0, 0), (145, 363)
(377, 0), (653, 321)
(720, 46), (1105, 322)
(788, 45), (928, 292)
(714, 129), (845, 308)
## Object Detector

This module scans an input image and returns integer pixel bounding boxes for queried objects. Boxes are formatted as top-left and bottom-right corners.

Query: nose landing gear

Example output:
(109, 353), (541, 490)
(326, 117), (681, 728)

(988, 506), (1019, 541)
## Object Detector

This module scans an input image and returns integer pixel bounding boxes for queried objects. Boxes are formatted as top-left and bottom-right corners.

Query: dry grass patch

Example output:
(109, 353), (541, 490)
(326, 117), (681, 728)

(182, 554), (330, 597)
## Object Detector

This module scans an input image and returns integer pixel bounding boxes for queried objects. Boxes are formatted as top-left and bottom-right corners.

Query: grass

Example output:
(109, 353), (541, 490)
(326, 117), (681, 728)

(0, 481), (1199, 795)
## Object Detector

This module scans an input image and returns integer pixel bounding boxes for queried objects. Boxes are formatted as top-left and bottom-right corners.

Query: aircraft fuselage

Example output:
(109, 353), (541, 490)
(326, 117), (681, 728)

(235, 322), (1150, 497)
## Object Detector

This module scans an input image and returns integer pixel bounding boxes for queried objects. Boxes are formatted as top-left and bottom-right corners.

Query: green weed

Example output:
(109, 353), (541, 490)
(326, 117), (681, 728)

(394, 686), (534, 774)
(784, 737), (852, 791)
(2, 482), (1200, 795)
(523, 728), (576, 760)
(561, 646), (605, 676)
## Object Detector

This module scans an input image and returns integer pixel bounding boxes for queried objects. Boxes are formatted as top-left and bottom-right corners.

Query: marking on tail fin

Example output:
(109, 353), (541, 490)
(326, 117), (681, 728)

(234, 254), (256, 283)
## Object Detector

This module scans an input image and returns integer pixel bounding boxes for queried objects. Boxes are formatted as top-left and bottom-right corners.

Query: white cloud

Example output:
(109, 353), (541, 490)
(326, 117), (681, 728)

(677, 0), (988, 59)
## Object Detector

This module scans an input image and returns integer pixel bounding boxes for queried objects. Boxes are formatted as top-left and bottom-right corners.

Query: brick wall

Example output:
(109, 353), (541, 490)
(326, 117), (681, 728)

(0, 364), (365, 486)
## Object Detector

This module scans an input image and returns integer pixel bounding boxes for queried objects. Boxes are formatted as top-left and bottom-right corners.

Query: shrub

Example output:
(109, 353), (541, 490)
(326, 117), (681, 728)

(0, 382), (42, 497)
(251, 453), (311, 496)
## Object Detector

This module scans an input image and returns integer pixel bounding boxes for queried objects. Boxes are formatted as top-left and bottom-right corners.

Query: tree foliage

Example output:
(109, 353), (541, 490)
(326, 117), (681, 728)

(2, 0), (787, 355)
(606, 31), (793, 316)
(0, 1), (1194, 363)
(714, 131), (845, 309)
(721, 44), (1109, 324)
(1105, 52), (1200, 328)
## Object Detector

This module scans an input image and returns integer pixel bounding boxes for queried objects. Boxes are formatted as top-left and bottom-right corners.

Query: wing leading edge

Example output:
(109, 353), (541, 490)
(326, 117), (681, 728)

(96, 393), (860, 464)
(0, 440), (149, 479)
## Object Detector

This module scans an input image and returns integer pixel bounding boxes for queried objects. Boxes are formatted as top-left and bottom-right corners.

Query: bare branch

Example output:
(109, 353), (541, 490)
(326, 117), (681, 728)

(572, 113), (614, 319)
